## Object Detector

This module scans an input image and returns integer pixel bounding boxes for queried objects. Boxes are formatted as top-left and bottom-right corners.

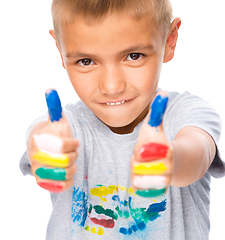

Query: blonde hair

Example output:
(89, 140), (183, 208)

(52, 0), (173, 41)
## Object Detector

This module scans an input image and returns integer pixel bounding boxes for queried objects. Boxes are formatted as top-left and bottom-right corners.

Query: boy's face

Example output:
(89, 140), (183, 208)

(54, 14), (169, 134)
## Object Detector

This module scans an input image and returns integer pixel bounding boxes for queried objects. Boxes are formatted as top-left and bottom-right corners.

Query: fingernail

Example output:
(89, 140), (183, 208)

(33, 149), (69, 168)
(33, 133), (63, 154)
(133, 176), (167, 190)
(133, 162), (167, 175)
(139, 143), (168, 161)
(148, 95), (168, 127)
(136, 188), (166, 198)
(38, 181), (63, 193)
(45, 89), (62, 122)
(35, 167), (66, 181)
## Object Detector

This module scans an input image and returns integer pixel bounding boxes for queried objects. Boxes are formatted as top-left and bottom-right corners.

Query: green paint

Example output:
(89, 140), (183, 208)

(94, 205), (118, 220)
(89, 204), (93, 213)
(115, 206), (130, 219)
(136, 188), (166, 198)
(130, 207), (145, 220)
(35, 167), (66, 180)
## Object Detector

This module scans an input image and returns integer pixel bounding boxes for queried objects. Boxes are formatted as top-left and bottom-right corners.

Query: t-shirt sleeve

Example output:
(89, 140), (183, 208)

(164, 91), (225, 178)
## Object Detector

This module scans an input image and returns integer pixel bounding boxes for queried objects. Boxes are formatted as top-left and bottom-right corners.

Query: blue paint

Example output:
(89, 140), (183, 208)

(119, 225), (139, 235)
(128, 228), (132, 235)
(45, 89), (62, 122)
(71, 187), (88, 227)
(148, 95), (168, 127)
(136, 221), (146, 230)
(144, 200), (167, 222)
(119, 227), (128, 235)
(146, 200), (167, 213)
(131, 224), (138, 232)
(112, 195), (131, 207)
(112, 195), (120, 202)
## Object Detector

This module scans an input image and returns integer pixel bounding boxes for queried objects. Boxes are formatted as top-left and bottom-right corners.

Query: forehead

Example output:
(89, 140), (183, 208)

(58, 14), (164, 55)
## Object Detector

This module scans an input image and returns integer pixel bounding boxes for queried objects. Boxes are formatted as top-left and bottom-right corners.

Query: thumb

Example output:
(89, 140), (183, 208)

(148, 93), (168, 128)
(44, 89), (72, 138)
(45, 89), (62, 122)
(136, 92), (169, 147)
(134, 92), (169, 162)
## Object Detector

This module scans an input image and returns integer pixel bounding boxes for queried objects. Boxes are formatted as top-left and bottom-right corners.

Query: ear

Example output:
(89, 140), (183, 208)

(163, 18), (181, 63)
(49, 30), (66, 69)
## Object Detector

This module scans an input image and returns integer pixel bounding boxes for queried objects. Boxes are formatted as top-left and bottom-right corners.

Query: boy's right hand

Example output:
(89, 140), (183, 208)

(27, 89), (79, 193)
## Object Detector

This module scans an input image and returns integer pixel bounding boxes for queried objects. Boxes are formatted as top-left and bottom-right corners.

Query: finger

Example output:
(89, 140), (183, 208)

(134, 142), (169, 162)
(33, 133), (80, 154)
(61, 137), (80, 153)
(45, 89), (62, 122)
(32, 148), (78, 168)
(33, 133), (63, 154)
(148, 94), (168, 128)
(37, 178), (74, 193)
(132, 159), (169, 175)
(35, 164), (77, 181)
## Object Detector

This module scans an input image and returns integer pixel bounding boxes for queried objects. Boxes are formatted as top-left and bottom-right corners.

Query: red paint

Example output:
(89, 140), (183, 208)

(90, 217), (115, 228)
(38, 181), (63, 193)
(139, 143), (168, 161)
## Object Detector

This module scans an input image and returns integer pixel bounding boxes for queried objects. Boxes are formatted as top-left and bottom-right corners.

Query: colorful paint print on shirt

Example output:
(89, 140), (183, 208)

(71, 184), (167, 238)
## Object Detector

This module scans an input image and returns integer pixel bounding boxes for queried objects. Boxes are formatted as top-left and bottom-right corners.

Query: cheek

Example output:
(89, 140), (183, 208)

(126, 66), (159, 93)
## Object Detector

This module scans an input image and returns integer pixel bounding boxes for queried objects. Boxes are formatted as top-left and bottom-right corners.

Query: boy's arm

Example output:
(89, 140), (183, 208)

(170, 126), (216, 187)
(131, 92), (217, 195)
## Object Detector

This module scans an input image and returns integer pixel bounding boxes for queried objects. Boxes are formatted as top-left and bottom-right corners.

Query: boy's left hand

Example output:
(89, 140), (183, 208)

(131, 92), (173, 197)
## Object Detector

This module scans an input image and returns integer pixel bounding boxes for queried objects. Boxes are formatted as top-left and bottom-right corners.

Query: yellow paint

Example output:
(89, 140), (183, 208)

(133, 162), (167, 175)
(85, 226), (90, 231)
(33, 149), (69, 168)
(97, 227), (104, 235)
(127, 187), (134, 195)
(91, 227), (96, 234)
(118, 185), (126, 191)
(90, 185), (118, 201)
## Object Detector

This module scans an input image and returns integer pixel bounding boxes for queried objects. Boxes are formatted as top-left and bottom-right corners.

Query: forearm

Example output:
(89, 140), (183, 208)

(170, 127), (216, 187)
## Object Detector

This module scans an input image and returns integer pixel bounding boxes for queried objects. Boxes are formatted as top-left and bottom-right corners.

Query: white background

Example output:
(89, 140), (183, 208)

(0, 0), (224, 239)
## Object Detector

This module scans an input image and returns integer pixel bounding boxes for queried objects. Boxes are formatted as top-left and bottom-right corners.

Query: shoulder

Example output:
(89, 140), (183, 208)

(163, 90), (221, 143)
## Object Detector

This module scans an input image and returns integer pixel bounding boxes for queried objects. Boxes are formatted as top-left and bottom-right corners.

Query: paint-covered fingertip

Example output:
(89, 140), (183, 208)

(45, 89), (62, 122)
(148, 95), (168, 127)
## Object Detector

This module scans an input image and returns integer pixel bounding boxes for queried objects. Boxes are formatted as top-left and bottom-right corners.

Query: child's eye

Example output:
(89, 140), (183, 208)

(126, 53), (143, 61)
(76, 58), (94, 66)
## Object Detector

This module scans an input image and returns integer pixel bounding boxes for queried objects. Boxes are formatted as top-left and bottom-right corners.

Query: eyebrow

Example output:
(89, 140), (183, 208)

(65, 44), (154, 59)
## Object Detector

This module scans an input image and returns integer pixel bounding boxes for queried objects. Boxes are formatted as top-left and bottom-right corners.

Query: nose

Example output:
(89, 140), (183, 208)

(99, 66), (126, 95)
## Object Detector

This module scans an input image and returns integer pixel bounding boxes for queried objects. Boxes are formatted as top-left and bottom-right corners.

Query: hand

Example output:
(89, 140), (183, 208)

(27, 89), (79, 193)
(131, 92), (173, 197)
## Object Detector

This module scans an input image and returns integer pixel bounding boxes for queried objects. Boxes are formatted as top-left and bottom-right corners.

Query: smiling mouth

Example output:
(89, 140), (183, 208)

(104, 97), (135, 106)
(106, 101), (125, 106)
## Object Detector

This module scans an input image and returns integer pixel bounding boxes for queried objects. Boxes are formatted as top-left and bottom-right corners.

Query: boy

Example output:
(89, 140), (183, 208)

(20, 0), (224, 239)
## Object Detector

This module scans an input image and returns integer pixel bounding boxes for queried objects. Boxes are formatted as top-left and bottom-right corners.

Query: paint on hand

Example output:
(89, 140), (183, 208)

(33, 133), (63, 154)
(136, 188), (166, 198)
(148, 95), (168, 127)
(45, 89), (62, 122)
(133, 162), (167, 175)
(139, 142), (168, 161)
(133, 176), (167, 190)
(33, 149), (69, 168)
(35, 167), (66, 180)
(38, 181), (63, 193)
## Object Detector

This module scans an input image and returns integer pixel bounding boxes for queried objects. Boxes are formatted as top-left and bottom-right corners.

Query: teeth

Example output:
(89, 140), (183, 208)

(106, 101), (125, 106)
